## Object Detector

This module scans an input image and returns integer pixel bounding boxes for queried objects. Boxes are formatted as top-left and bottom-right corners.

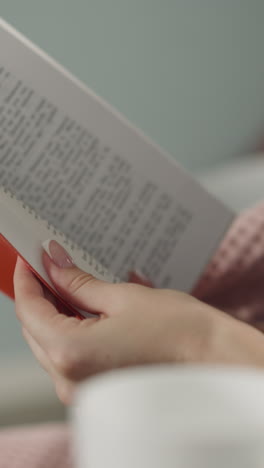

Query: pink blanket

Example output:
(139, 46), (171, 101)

(1, 203), (264, 468)
(195, 202), (264, 329)
(0, 424), (72, 468)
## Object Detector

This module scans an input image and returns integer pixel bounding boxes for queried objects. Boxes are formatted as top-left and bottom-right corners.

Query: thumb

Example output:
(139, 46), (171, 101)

(42, 240), (141, 316)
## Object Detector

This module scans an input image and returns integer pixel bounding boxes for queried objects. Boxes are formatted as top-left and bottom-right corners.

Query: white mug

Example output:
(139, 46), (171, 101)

(72, 365), (264, 468)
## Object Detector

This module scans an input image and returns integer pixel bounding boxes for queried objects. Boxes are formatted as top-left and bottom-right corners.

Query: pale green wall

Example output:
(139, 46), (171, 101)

(1, 0), (264, 170)
(1, 1), (264, 356)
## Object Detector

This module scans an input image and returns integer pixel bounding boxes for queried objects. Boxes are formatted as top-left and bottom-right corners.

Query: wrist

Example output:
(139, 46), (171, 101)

(209, 310), (264, 367)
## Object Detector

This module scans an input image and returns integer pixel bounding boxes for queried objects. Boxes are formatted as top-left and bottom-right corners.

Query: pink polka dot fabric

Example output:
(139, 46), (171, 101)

(1, 203), (264, 468)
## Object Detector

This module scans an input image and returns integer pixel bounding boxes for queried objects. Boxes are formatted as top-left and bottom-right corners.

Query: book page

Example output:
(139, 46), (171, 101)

(0, 18), (234, 291)
(0, 187), (118, 318)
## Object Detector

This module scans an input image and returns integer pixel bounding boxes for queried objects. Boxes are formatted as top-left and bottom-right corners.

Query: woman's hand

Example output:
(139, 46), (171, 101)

(14, 241), (264, 404)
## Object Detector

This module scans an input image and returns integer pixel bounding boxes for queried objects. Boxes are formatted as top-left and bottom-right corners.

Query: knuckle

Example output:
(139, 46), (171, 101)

(55, 381), (74, 406)
(50, 343), (80, 381)
(66, 271), (96, 297)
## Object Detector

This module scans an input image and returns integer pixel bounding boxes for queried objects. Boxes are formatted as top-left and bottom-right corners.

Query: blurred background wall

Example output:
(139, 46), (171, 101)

(0, 0), (264, 425)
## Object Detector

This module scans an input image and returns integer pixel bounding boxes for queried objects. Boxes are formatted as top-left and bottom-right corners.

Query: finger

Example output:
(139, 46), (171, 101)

(56, 311), (156, 380)
(42, 240), (149, 316)
(22, 326), (75, 405)
(14, 256), (44, 298)
(43, 285), (58, 307)
(22, 327), (51, 373)
(54, 379), (76, 406)
(14, 257), (79, 347)
(43, 286), (79, 318)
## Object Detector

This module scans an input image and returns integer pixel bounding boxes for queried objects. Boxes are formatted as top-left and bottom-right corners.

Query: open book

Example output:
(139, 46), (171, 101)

(0, 18), (234, 316)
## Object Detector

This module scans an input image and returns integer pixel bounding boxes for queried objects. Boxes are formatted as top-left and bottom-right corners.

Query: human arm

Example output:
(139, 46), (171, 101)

(14, 240), (264, 404)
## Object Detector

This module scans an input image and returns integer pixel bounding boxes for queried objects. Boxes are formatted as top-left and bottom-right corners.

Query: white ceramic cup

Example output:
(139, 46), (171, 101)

(72, 365), (264, 468)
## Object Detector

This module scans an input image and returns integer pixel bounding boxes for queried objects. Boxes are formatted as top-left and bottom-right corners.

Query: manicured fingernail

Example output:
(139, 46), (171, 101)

(129, 270), (153, 287)
(133, 269), (148, 281)
(42, 240), (74, 268)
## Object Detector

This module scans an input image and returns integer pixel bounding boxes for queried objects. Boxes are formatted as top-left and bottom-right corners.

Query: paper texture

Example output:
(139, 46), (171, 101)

(0, 18), (234, 291)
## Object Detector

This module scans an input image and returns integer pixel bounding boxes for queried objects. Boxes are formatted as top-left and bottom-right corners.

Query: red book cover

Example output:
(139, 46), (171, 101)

(0, 235), (16, 299)
(0, 235), (85, 318)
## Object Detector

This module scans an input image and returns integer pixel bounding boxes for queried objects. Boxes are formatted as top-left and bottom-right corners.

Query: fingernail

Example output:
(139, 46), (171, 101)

(42, 240), (74, 268)
(133, 269), (148, 281)
(129, 270), (153, 287)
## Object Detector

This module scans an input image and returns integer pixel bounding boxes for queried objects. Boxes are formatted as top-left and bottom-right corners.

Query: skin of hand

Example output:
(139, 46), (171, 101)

(14, 241), (264, 405)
